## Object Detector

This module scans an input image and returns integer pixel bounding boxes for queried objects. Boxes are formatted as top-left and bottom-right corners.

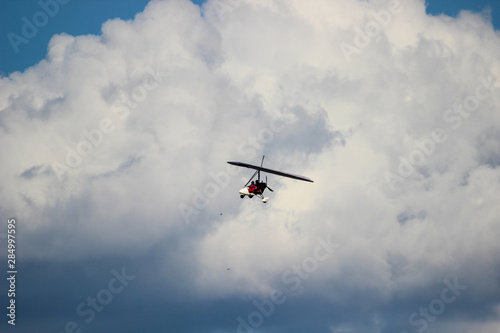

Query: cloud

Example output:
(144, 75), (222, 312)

(1, 0), (500, 332)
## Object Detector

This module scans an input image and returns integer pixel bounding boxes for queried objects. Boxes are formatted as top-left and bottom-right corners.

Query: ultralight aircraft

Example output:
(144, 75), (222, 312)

(227, 156), (313, 203)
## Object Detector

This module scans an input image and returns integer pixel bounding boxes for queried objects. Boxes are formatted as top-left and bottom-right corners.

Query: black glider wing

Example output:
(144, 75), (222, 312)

(227, 161), (314, 183)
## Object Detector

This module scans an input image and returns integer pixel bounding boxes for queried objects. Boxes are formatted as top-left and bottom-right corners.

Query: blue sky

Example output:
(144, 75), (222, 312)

(0, 0), (498, 76)
(0, 0), (150, 76)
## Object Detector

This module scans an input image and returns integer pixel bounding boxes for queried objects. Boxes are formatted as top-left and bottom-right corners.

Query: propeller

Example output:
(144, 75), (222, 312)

(266, 176), (274, 191)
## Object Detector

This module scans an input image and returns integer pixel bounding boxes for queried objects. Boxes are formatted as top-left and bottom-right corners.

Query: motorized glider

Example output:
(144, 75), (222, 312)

(227, 156), (313, 203)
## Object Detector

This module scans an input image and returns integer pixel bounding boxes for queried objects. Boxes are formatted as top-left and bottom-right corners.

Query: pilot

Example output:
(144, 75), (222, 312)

(248, 181), (258, 193)
(254, 180), (262, 194)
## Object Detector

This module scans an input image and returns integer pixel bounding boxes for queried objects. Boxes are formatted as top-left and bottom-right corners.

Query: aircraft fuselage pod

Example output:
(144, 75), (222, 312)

(239, 187), (269, 203)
